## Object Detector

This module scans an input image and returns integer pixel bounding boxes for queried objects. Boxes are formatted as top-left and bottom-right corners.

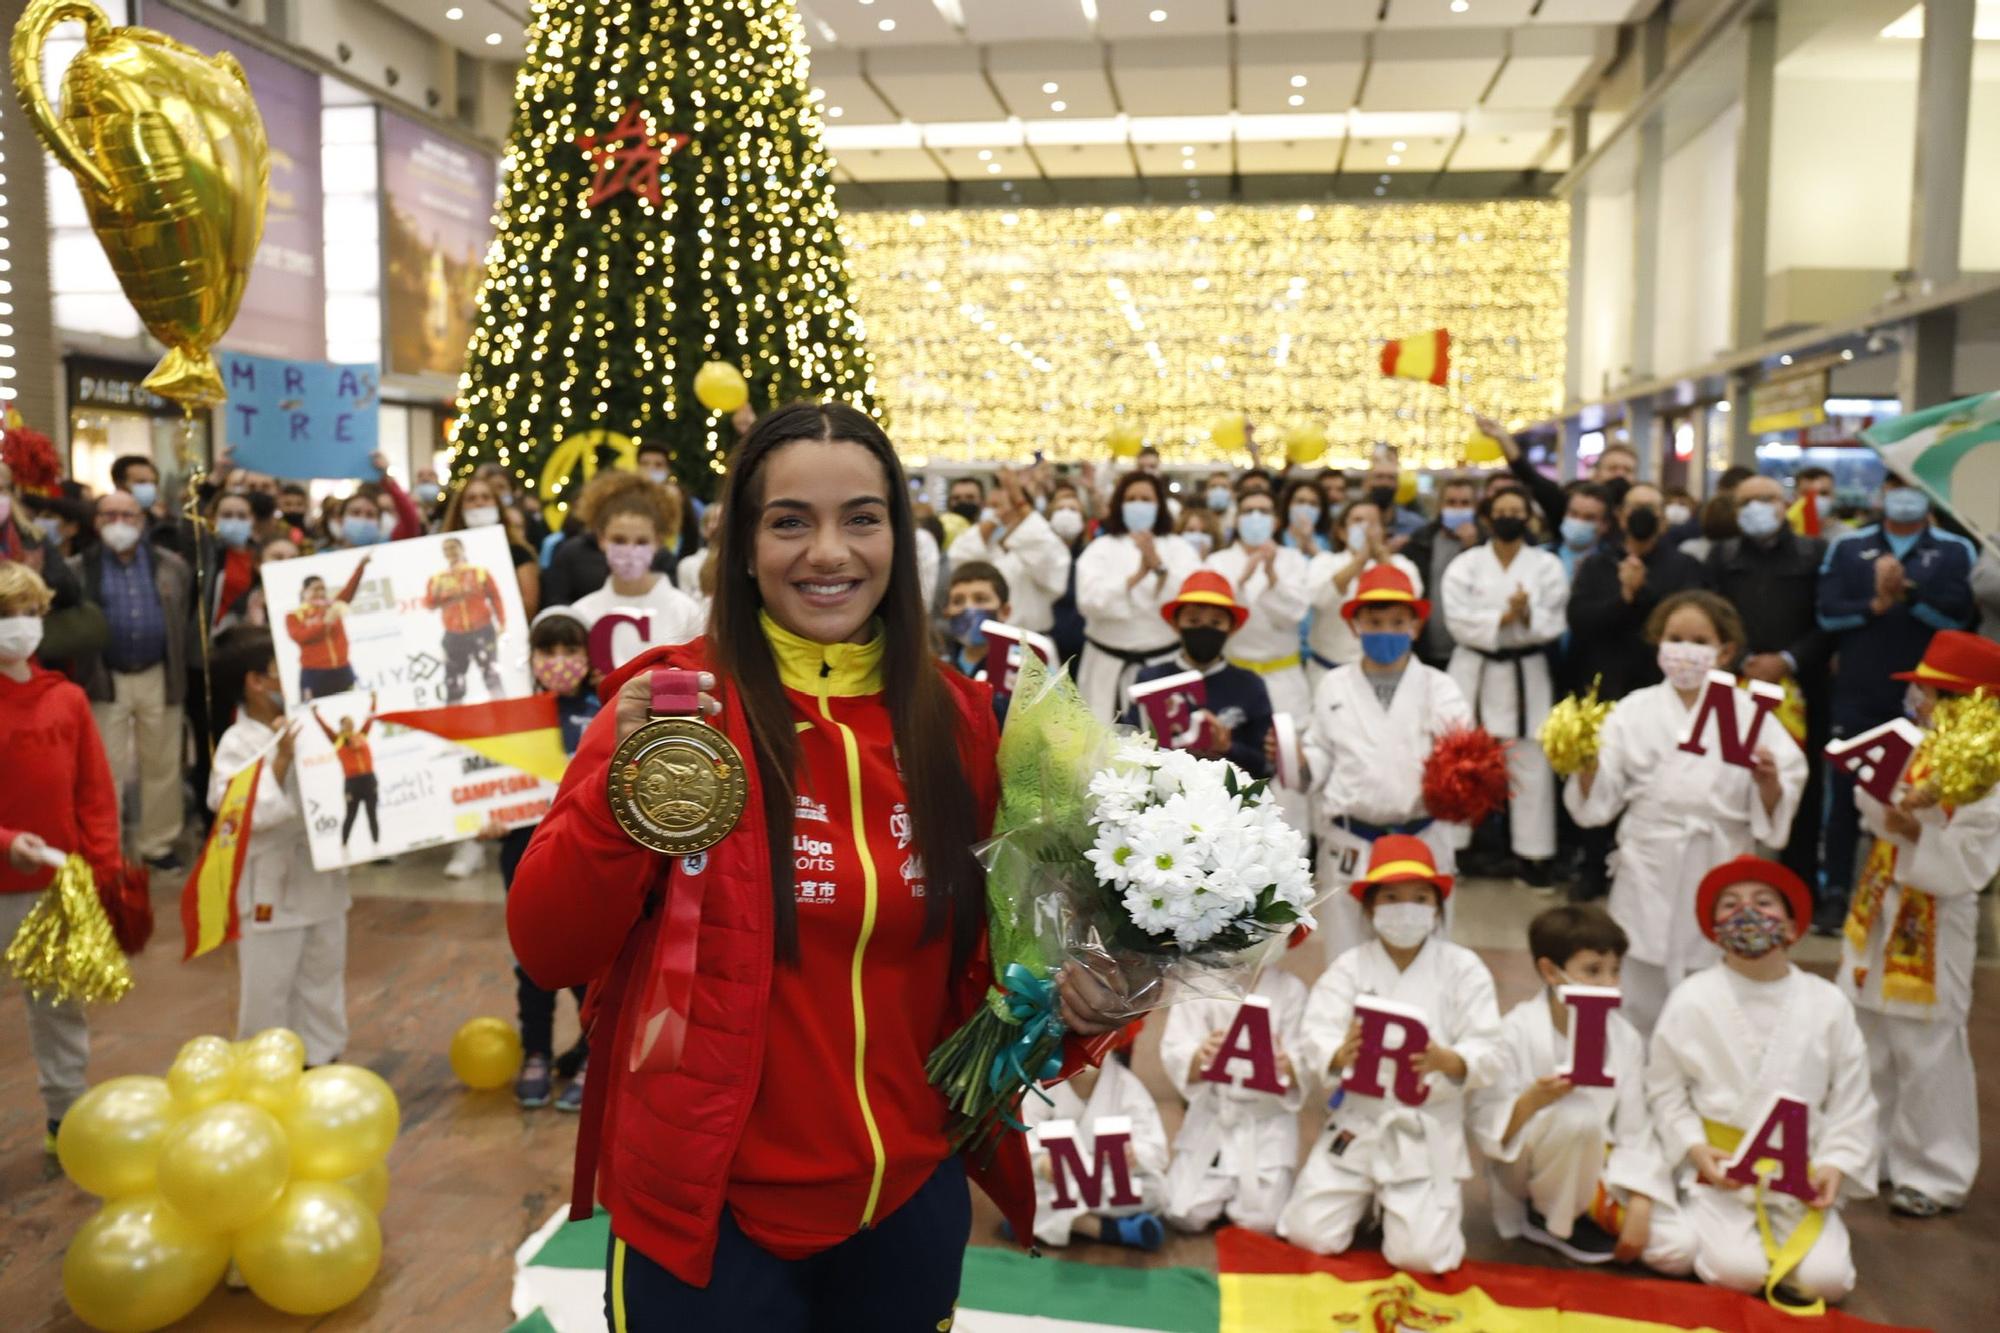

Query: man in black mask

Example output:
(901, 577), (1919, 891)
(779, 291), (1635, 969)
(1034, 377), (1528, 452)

(946, 475), (988, 526)
(1121, 571), (1272, 778)
(1365, 447), (1426, 543)
(1566, 481), (1706, 700)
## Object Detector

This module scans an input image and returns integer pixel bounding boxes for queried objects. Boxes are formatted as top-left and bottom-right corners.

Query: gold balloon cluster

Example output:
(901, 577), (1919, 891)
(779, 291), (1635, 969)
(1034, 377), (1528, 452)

(1913, 690), (2000, 808)
(56, 1029), (397, 1332)
(2, 854), (132, 1005)
(449, 1015), (525, 1091)
(1540, 681), (1616, 778)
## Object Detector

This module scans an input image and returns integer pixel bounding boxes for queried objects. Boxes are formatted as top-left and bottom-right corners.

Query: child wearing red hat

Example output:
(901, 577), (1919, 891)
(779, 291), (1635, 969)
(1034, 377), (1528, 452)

(1840, 628), (2000, 1217)
(1121, 570), (1273, 778)
(1277, 565), (1473, 960)
(1277, 836), (1503, 1274)
(1645, 855), (1877, 1310)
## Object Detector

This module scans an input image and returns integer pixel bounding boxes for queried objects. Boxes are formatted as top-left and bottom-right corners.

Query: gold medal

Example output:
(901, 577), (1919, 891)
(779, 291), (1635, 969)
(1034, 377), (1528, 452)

(607, 672), (747, 855)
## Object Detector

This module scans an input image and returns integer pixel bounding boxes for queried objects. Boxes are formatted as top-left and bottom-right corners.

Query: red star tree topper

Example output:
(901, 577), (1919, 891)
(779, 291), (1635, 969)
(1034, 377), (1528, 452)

(574, 102), (690, 207)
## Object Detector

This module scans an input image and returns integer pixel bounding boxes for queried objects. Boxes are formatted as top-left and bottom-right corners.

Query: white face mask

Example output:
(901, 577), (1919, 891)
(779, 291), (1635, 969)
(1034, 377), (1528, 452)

(1049, 508), (1085, 542)
(1346, 521), (1372, 553)
(0, 615), (44, 663)
(1664, 503), (1693, 527)
(643, 467), (670, 486)
(99, 520), (141, 554)
(1657, 640), (1719, 691)
(463, 505), (501, 528)
(1372, 900), (1438, 949)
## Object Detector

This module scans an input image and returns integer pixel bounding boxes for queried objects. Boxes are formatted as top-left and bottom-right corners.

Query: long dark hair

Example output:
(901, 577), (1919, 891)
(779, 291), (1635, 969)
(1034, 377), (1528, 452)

(1102, 471), (1173, 536)
(708, 403), (982, 968)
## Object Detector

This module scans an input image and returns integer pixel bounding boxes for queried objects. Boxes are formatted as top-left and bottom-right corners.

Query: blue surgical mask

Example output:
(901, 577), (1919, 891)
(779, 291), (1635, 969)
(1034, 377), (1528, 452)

(215, 517), (254, 548)
(129, 482), (157, 510)
(1207, 485), (1232, 512)
(1883, 488), (1930, 524)
(1182, 530), (1213, 557)
(1439, 505), (1475, 531)
(1560, 517), (1600, 551)
(1290, 503), (1321, 531)
(947, 607), (989, 647)
(342, 516), (383, 546)
(1235, 510), (1275, 547)
(1360, 630), (1412, 666)
(414, 482), (442, 505)
(37, 516), (62, 543)
(1736, 498), (1784, 539)
(1121, 500), (1158, 533)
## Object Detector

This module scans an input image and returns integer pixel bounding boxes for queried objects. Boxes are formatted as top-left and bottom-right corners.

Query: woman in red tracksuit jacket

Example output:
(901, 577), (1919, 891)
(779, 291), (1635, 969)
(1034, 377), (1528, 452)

(509, 404), (1124, 1331)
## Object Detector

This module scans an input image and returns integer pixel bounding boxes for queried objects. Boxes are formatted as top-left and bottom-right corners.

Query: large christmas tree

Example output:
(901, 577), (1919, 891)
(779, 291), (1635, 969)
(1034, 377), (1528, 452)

(451, 0), (876, 504)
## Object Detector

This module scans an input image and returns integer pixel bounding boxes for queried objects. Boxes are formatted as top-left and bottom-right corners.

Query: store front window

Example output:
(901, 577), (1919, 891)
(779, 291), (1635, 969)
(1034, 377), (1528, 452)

(64, 356), (210, 494)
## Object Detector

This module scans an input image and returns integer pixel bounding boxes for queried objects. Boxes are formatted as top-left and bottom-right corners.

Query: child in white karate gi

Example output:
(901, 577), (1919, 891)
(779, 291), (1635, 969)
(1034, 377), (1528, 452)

(207, 626), (351, 1065)
(1160, 957), (1309, 1234)
(1472, 903), (1692, 1275)
(1647, 856), (1877, 1311)
(1840, 629), (2000, 1218)
(1022, 1044), (1172, 1250)
(1277, 836), (1503, 1274)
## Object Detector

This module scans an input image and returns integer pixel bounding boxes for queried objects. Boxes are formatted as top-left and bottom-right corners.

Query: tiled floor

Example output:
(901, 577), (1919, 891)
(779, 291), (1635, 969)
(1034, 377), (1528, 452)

(0, 848), (1992, 1330)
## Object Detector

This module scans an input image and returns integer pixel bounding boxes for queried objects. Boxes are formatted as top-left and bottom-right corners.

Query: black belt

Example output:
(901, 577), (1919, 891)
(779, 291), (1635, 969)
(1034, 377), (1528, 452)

(1084, 637), (1179, 667)
(1469, 644), (1541, 738)
(1309, 651), (1340, 671)
(1340, 815), (1435, 840)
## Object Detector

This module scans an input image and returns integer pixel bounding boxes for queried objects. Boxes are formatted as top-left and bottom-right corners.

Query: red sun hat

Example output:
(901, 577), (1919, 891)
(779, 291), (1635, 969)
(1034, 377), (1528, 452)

(1340, 564), (1431, 624)
(1349, 833), (1454, 902)
(1891, 629), (2000, 695)
(1694, 855), (1812, 944)
(1161, 569), (1250, 631)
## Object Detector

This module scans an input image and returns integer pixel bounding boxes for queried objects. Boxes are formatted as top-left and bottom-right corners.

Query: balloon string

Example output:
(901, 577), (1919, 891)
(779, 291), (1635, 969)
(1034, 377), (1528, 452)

(178, 411), (216, 765)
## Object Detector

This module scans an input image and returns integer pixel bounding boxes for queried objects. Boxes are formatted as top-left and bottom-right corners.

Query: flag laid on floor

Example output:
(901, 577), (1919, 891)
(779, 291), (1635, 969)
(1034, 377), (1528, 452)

(1861, 389), (2000, 545)
(181, 757), (259, 959)
(377, 694), (569, 784)
(1380, 328), (1451, 386)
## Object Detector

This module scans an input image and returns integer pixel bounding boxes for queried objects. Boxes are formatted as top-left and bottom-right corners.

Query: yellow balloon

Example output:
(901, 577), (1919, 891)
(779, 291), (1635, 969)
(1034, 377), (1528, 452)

(1285, 424), (1329, 467)
(1396, 472), (1419, 507)
(153, 1101), (291, 1234)
(1465, 430), (1506, 464)
(693, 360), (750, 413)
(243, 1027), (307, 1066)
(1107, 423), (1143, 459)
(339, 1160), (390, 1215)
(232, 1181), (382, 1317)
(450, 1016), (524, 1091)
(11, 0), (269, 411)
(283, 1065), (400, 1179)
(235, 1044), (303, 1116)
(1210, 415), (1247, 452)
(166, 1043), (239, 1114)
(63, 1195), (228, 1333)
(58, 1077), (179, 1199)
(937, 510), (970, 550)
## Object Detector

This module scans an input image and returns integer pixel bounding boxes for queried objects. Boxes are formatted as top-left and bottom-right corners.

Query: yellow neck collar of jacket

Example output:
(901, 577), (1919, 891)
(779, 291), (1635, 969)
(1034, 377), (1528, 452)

(761, 610), (885, 696)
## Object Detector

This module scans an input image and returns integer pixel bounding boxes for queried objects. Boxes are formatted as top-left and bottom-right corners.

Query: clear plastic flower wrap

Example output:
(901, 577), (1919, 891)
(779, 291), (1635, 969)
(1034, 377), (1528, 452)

(927, 653), (1318, 1154)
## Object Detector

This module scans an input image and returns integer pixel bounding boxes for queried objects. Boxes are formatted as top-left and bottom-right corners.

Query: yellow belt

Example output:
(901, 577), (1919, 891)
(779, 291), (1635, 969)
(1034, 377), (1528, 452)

(1703, 1118), (1827, 1316)
(1227, 651), (1302, 675)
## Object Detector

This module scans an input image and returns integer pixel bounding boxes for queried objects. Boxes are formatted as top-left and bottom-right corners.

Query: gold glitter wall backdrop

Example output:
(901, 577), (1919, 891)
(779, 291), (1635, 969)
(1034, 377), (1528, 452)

(840, 200), (1569, 468)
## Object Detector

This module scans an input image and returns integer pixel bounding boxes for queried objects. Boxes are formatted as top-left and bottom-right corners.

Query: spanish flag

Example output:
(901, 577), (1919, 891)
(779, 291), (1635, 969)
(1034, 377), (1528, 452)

(1380, 328), (1451, 386)
(182, 759), (258, 960)
(1788, 489), (1821, 537)
(376, 695), (569, 783)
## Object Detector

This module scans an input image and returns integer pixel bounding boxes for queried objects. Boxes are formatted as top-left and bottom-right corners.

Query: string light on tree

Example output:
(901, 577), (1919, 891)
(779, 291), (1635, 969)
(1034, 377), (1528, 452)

(450, 0), (878, 507)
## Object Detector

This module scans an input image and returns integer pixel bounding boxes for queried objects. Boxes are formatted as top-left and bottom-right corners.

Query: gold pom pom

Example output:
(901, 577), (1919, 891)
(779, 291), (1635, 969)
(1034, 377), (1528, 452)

(1915, 689), (2000, 809)
(1540, 679), (1615, 779)
(3, 855), (134, 1005)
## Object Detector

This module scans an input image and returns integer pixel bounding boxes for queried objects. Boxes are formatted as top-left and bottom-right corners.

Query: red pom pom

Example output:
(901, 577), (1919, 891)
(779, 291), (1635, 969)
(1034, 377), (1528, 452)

(1, 421), (61, 497)
(1421, 726), (1512, 827)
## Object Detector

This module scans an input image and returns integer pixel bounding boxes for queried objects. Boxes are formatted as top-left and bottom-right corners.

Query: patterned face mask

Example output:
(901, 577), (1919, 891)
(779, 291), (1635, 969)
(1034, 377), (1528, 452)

(534, 654), (589, 695)
(1714, 905), (1789, 959)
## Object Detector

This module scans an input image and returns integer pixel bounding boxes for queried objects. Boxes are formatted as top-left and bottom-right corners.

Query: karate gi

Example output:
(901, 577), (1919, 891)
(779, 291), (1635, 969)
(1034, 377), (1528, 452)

(1022, 1056), (1171, 1247)
(1301, 662), (1472, 960)
(1471, 996), (1693, 1275)
(1159, 970), (1309, 1233)
(1074, 533), (1202, 720)
(1205, 543), (1314, 720)
(1563, 682), (1807, 1036)
(1277, 938), (1504, 1274)
(948, 510), (1073, 634)
(208, 713), (351, 1065)
(1838, 780), (1999, 1209)
(1304, 551), (1425, 682)
(1441, 543), (1569, 859)
(1646, 964), (1877, 1305)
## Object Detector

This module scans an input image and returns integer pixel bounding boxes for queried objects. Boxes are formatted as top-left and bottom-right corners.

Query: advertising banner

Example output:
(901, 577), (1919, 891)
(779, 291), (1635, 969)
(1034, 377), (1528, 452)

(260, 528), (553, 869)
(380, 110), (497, 379)
(221, 351), (380, 478)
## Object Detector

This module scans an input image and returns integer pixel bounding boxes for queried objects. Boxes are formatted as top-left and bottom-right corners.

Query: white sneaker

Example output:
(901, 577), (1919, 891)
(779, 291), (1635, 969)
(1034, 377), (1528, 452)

(444, 841), (486, 879)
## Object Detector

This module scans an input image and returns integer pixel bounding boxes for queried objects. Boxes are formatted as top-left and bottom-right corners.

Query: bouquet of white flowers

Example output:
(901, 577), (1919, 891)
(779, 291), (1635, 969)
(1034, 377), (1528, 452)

(927, 655), (1316, 1153)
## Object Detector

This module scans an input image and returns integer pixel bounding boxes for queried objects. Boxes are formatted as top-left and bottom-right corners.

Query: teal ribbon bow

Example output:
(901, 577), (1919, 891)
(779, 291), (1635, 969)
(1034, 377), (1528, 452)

(989, 963), (1066, 1129)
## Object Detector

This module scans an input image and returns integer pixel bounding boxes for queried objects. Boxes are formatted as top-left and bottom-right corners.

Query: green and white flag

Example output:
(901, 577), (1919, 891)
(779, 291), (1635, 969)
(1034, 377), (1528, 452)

(1861, 390), (2000, 547)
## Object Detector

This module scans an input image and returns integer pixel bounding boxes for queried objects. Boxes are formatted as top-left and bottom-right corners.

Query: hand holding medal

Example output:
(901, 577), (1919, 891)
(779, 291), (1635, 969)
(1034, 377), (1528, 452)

(608, 669), (747, 855)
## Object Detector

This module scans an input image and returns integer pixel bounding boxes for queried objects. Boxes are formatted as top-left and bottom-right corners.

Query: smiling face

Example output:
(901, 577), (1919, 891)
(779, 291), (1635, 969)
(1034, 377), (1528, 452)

(754, 439), (895, 646)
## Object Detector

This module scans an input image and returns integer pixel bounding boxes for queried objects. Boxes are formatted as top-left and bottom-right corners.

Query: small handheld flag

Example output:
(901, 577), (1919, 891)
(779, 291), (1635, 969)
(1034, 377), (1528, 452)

(1380, 328), (1451, 386)
(183, 758), (260, 959)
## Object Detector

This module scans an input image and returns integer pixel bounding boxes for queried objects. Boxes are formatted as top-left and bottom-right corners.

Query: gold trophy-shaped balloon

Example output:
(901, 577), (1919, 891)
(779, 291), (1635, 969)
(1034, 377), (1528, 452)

(10, 0), (269, 411)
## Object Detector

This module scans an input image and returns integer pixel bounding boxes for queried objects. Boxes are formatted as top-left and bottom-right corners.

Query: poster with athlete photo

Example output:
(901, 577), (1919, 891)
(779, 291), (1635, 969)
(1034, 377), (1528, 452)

(260, 527), (555, 870)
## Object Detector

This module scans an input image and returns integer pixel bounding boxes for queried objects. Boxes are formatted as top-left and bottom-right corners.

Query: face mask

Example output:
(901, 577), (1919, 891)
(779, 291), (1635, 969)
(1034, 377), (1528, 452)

(950, 501), (982, 523)
(1121, 500), (1158, 533)
(37, 516), (62, 543)
(1206, 485), (1232, 512)
(1368, 485), (1397, 511)
(281, 508), (306, 528)
(0, 615), (43, 663)
(1372, 900), (1437, 949)
(1182, 530), (1213, 557)
(414, 482), (442, 506)
(248, 491), (278, 521)
(947, 607), (990, 647)
(1657, 640), (1719, 691)
(1290, 503), (1321, 532)
(1179, 625), (1228, 665)
(1883, 488), (1930, 524)
(129, 482), (157, 510)
(1440, 505), (1475, 531)
(533, 654), (590, 695)
(215, 517), (254, 548)
(643, 467), (670, 486)
(1736, 499), (1784, 540)
(1560, 517), (1599, 550)
(1625, 506), (1661, 542)
(1033, 494), (1048, 514)
(1489, 515), (1528, 543)
(464, 505), (501, 528)
(1346, 521), (1372, 553)
(1664, 503), (1693, 527)
(1715, 904), (1789, 959)
(1050, 509), (1084, 542)
(978, 507), (1000, 528)
(99, 520), (141, 554)
(1235, 510), (1275, 547)
(341, 517), (383, 547)
(1360, 630), (1412, 666)
(605, 542), (656, 581)
(1903, 682), (1929, 722)
(1602, 478), (1633, 509)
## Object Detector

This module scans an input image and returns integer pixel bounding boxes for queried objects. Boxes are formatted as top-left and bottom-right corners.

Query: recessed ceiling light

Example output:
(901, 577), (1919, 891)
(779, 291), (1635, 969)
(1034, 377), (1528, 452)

(1386, 153), (1401, 165)
(1290, 75), (1307, 88)
(1379, 174), (1391, 183)
(860, 0), (874, 5)
(976, 149), (992, 161)
(484, 31), (502, 45)
(444, 6), (463, 19)
(878, 17), (896, 31)
(1450, 0), (1470, 11)
(1043, 81), (1060, 94)
(1392, 140), (1407, 151)
(1374, 185), (1387, 196)
(1296, 205), (1315, 221)
(987, 163), (1001, 173)
(1050, 100), (1066, 111)
(828, 106), (844, 117)
(1287, 94), (1304, 106)
(1182, 160), (1196, 170)
(1149, 8), (1168, 21)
